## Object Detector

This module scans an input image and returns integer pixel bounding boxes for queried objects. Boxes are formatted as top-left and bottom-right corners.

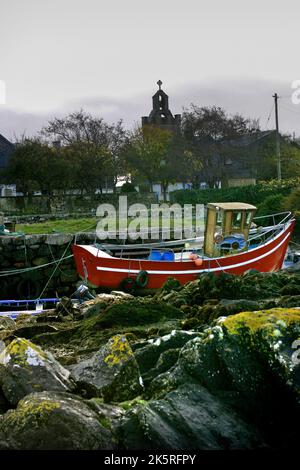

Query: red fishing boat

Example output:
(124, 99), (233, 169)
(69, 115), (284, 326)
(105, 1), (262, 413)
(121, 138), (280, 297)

(72, 203), (295, 292)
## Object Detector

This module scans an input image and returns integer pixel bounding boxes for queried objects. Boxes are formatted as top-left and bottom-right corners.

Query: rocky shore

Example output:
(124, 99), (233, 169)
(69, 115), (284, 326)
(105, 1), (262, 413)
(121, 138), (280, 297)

(0, 270), (300, 450)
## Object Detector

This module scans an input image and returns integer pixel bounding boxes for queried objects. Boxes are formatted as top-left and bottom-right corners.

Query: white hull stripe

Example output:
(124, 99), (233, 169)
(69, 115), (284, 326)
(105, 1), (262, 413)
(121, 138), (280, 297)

(96, 232), (290, 275)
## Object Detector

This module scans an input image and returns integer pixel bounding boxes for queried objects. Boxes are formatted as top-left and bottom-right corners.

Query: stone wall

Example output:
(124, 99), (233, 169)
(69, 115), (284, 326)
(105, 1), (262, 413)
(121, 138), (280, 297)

(0, 232), (95, 300)
(0, 192), (158, 216)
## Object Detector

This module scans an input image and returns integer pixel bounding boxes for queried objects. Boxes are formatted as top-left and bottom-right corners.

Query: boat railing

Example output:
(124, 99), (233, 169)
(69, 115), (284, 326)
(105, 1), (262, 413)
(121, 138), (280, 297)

(195, 211), (294, 260)
(178, 247), (202, 261)
(253, 211), (293, 228)
(0, 298), (59, 307)
(246, 211), (294, 248)
(0, 298), (60, 315)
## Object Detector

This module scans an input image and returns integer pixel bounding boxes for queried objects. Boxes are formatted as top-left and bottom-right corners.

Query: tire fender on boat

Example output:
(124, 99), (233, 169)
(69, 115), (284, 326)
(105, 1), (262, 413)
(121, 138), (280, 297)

(136, 270), (149, 288)
(120, 277), (136, 294)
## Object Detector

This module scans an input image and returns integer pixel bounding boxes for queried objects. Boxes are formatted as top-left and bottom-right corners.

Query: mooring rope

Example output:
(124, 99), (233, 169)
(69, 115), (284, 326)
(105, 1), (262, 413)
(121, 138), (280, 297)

(34, 220), (97, 300)
(35, 239), (74, 300)
(0, 255), (74, 277)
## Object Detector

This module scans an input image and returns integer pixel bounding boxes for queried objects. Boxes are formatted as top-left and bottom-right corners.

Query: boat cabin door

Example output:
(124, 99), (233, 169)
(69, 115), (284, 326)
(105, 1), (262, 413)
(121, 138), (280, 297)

(203, 202), (256, 257)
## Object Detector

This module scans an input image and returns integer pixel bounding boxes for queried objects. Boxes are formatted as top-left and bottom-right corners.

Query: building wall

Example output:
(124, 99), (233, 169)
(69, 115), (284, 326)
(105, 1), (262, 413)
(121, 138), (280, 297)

(227, 178), (256, 187)
(0, 185), (17, 197)
(152, 182), (193, 201)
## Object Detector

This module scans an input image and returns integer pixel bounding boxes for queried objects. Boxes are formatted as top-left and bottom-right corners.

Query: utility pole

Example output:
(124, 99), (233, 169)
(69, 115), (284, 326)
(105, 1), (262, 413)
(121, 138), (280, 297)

(273, 93), (281, 181)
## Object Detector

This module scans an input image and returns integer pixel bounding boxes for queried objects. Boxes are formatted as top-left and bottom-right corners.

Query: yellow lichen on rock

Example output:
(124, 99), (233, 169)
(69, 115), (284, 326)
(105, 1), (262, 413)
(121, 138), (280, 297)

(0, 338), (46, 367)
(222, 308), (300, 335)
(104, 335), (134, 367)
(7, 398), (61, 431)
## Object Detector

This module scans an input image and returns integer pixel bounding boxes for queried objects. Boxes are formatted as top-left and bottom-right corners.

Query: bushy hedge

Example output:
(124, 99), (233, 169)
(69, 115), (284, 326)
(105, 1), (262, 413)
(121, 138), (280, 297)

(282, 186), (300, 213)
(255, 194), (285, 216)
(170, 179), (300, 207)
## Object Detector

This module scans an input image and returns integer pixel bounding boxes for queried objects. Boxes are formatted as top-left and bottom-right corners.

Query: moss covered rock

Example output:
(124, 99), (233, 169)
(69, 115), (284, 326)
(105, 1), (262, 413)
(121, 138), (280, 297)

(93, 298), (184, 328)
(180, 309), (300, 401)
(148, 308), (300, 447)
(157, 271), (300, 308)
(217, 309), (300, 404)
(182, 299), (263, 329)
(0, 338), (76, 405)
(69, 334), (143, 402)
(0, 391), (114, 450)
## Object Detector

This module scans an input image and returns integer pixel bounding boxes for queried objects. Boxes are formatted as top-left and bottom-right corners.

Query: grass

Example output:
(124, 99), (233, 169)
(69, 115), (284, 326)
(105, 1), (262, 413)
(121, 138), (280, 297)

(17, 218), (98, 234)
(17, 216), (204, 235)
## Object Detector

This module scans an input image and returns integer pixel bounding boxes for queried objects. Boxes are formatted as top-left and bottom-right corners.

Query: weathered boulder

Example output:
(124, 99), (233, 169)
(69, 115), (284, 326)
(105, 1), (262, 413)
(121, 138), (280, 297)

(117, 383), (263, 450)
(0, 338), (76, 405)
(46, 233), (73, 245)
(148, 308), (300, 447)
(133, 330), (199, 376)
(110, 291), (134, 299)
(0, 391), (114, 450)
(0, 317), (15, 331)
(142, 348), (181, 386)
(88, 399), (126, 435)
(70, 334), (143, 402)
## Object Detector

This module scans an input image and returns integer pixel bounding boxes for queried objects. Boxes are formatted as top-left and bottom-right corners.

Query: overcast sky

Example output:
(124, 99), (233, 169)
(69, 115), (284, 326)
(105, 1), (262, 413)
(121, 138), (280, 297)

(0, 0), (299, 140)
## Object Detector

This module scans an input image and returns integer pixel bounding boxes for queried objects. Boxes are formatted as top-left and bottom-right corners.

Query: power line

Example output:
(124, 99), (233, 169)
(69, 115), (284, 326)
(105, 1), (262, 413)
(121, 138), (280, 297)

(277, 95), (292, 100)
(264, 103), (275, 130)
(280, 102), (300, 115)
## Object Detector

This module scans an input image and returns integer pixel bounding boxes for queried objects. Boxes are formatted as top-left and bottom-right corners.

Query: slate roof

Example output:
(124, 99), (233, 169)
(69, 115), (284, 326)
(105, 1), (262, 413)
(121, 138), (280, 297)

(0, 134), (14, 168)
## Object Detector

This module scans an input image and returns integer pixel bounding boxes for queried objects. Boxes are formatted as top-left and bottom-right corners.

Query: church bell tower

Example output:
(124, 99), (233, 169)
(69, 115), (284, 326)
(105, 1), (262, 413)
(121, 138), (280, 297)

(142, 80), (181, 132)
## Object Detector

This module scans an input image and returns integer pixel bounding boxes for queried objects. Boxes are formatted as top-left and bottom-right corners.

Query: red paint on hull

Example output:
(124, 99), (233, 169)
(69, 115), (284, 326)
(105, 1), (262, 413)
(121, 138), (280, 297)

(72, 220), (295, 290)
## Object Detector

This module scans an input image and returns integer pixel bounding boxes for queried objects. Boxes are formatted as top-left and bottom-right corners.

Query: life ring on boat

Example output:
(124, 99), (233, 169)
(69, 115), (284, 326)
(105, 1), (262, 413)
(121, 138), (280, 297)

(214, 233), (224, 244)
(16, 278), (40, 300)
(136, 270), (149, 288)
(120, 277), (136, 294)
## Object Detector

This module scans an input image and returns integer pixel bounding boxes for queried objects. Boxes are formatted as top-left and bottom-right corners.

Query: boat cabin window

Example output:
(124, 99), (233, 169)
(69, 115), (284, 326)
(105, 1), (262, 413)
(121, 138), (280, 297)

(232, 212), (242, 230)
(216, 211), (223, 229)
(245, 211), (252, 227)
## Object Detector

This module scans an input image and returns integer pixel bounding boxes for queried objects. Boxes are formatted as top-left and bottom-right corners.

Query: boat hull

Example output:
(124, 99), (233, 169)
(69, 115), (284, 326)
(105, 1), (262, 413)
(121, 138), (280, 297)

(72, 220), (295, 290)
